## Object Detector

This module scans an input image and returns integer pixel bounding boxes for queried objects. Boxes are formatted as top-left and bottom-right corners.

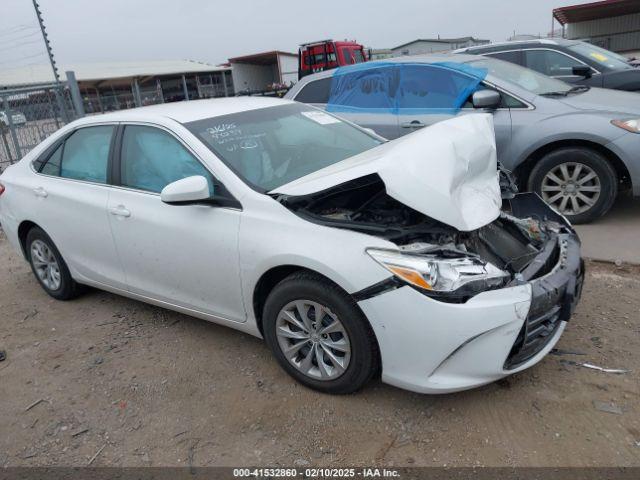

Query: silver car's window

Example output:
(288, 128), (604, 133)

(42, 126), (113, 183)
(469, 57), (573, 95)
(120, 125), (215, 194)
(295, 78), (331, 103)
(567, 43), (632, 71)
(185, 103), (382, 191)
(524, 50), (584, 76)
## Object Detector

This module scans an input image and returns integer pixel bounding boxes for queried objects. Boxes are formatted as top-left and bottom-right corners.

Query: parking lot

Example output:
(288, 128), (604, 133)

(0, 228), (638, 468)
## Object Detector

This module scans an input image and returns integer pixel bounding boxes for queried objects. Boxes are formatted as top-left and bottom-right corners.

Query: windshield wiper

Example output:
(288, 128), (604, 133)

(568, 85), (590, 94)
(540, 85), (590, 97)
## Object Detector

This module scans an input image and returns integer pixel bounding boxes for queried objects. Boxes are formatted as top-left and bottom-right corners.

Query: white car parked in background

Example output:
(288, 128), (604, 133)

(0, 98), (583, 394)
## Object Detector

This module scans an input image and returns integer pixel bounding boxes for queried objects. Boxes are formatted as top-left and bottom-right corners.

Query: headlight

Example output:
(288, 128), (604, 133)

(611, 119), (640, 133)
(366, 248), (509, 296)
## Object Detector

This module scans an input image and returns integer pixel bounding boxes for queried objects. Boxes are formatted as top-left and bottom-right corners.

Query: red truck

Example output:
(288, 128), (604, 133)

(298, 39), (368, 79)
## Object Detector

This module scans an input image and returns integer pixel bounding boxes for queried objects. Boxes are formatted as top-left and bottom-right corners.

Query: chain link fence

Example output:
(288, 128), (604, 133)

(0, 70), (234, 173)
(0, 82), (77, 172)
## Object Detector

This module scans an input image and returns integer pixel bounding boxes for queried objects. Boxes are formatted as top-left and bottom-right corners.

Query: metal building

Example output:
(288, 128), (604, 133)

(390, 37), (490, 56)
(0, 60), (233, 114)
(553, 0), (640, 57)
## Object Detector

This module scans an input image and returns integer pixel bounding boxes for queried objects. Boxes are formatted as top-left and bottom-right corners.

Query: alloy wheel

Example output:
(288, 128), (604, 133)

(30, 239), (61, 291)
(541, 162), (601, 215)
(275, 300), (351, 381)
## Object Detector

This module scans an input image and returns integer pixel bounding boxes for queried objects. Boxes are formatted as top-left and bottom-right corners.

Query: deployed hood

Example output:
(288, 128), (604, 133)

(271, 114), (501, 231)
(558, 86), (640, 116)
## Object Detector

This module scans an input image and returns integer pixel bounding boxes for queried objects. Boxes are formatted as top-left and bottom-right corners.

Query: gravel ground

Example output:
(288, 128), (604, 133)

(0, 229), (639, 467)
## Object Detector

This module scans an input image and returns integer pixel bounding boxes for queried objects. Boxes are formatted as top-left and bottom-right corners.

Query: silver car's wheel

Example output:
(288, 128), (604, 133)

(275, 300), (351, 381)
(30, 239), (62, 291)
(541, 162), (601, 216)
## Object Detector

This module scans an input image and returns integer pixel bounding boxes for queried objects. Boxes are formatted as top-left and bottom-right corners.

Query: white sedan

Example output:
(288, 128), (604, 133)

(0, 98), (583, 394)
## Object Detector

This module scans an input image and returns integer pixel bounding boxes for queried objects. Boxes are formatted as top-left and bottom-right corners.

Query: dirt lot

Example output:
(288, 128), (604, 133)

(0, 229), (638, 468)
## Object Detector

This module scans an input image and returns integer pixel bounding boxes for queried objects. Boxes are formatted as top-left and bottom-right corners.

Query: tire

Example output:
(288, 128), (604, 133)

(25, 227), (83, 300)
(527, 147), (617, 224)
(262, 271), (379, 394)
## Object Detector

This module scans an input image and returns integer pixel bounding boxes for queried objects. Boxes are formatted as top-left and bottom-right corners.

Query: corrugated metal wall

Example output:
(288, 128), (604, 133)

(566, 12), (640, 53)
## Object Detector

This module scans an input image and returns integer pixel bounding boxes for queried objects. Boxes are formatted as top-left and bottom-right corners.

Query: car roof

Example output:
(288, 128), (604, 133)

(81, 96), (295, 124)
(457, 38), (577, 53)
(295, 53), (485, 84)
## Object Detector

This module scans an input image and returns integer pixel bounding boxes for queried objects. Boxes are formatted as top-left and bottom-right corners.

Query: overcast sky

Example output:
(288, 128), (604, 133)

(2, 0), (585, 69)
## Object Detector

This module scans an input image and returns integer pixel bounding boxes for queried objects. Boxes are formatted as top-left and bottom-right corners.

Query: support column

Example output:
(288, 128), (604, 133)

(181, 74), (190, 101)
(2, 96), (22, 162)
(132, 78), (142, 107)
(65, 70), (85, 117)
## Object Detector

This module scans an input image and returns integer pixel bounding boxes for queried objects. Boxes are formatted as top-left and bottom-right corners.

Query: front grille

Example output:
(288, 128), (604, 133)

(504, 305), (563, 369)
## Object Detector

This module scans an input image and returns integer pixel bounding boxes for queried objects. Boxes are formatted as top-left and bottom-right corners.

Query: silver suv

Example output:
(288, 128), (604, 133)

(286, 54), (640, 223)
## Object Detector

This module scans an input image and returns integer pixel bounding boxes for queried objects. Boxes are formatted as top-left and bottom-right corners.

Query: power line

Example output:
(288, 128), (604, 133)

(0, 51), (46, 65)
(0, 38), (43, 53)
(0, 31), (41, 43)
(0, 25), (39, 38)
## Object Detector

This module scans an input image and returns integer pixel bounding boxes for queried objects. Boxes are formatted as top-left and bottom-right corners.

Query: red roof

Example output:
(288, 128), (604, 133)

(553, 0), (640, 25)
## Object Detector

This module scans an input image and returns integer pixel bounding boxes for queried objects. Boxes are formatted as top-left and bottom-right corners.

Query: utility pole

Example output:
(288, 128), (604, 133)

(32, 0), (61, 85)
(32, 0), (70, 120)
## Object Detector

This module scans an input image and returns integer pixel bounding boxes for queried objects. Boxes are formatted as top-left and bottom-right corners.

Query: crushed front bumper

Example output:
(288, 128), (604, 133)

(505, 233), (584, 369)
(358, 195), (583, 394)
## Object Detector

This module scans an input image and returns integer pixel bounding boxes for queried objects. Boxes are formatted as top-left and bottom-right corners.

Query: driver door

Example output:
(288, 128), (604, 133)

(107, 123), (245, 322)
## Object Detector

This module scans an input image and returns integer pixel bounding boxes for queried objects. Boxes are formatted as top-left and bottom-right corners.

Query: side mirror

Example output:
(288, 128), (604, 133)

(472, 89), (501, 109)
(161, 176), (212, 205)
(572, 65), (592, 78)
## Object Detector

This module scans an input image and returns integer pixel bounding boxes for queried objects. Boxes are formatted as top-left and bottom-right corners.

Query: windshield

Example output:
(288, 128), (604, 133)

(469, 57), (573, 95)
(568, 42), (632, 71)
(185, 103), (382, 191)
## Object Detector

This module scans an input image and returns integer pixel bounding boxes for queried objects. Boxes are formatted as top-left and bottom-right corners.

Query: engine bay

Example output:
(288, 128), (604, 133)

(276, 174), (570, 281)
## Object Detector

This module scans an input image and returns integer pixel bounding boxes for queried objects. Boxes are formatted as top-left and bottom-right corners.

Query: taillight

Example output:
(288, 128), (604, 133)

(0, 182), (5, 196)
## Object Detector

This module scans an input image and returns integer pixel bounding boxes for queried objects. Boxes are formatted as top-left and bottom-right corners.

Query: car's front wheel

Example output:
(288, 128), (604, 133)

(263, 272), (379, 394)
(25, 227), (83, 300)
(528, 147), (617, 224)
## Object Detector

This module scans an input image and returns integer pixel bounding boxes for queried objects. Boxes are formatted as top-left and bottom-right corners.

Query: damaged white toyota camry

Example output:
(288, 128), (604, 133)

(0, 97), (584, 394)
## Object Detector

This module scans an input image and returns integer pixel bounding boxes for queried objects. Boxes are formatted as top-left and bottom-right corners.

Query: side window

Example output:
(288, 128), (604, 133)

(120, 125), (214, 194)
(397, 65), (477, 109)
(295, 78), (331, 103)
(329, 66), (399, 110)
(40, 144), (63, 176)
(485, 50), (522, 65)
(524, 50), (583, 76)
(59, 126), (113, 183)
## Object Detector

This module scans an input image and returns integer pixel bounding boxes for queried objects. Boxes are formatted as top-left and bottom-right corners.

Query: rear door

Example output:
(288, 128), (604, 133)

(29, 124), (126, 288)
(106, 123), (245, 322)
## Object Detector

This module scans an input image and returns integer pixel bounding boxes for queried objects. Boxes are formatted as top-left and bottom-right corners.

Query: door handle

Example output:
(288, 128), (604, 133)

(401, 120), (426, 129)
(33, 187), (48, 198)
(109, 205), (131, 218)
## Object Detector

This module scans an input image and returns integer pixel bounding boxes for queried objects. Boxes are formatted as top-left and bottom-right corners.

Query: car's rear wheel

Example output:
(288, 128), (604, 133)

(26, 227), (83, 300)
(528, 147), (617, 224)
(263, 271), (379, 394)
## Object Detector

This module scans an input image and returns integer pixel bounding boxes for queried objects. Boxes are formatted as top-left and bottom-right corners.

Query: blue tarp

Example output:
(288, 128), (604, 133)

(326, 62), (488, 115)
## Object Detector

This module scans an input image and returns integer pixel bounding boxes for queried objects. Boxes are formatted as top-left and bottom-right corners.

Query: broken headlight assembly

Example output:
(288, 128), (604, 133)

(366, 248), (510, 299)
